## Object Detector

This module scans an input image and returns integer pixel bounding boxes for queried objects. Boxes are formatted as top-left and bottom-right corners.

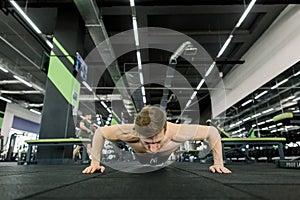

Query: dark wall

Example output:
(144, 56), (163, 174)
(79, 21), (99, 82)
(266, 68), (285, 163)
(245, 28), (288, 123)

(0, 100), (6, 130)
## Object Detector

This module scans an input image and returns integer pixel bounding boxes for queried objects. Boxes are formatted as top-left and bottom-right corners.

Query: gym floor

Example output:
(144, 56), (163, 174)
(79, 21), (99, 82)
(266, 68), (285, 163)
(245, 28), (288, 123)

(0, 161), (299, 200)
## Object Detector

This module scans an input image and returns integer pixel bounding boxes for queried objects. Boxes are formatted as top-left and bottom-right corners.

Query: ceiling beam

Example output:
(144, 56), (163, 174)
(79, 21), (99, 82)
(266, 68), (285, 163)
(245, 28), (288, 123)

(101, 5), (286, 15)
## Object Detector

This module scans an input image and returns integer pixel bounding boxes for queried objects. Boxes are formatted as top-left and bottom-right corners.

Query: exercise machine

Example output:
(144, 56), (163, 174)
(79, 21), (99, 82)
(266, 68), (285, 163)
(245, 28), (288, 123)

(273, 112), (300, 169)
(207, 120), (286, 162)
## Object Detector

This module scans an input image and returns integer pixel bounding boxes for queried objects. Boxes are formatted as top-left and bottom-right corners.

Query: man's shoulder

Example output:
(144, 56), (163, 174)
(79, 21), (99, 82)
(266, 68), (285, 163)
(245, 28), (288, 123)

(167, 123), (198, 142)
(81, 118), (88, 123)
(103, 124), (134, 134)
(114, 124), (134, 131)
(106, 124), (138, 142)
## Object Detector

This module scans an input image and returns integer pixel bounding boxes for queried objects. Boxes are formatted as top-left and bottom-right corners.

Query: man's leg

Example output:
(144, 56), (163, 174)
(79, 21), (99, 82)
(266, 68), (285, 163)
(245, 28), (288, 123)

(73, 145), (82, 159)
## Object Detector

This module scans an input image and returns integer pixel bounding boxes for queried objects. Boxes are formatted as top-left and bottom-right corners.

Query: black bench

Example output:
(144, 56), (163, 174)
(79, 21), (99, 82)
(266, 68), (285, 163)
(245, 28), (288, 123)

(25, 138), (91, 164)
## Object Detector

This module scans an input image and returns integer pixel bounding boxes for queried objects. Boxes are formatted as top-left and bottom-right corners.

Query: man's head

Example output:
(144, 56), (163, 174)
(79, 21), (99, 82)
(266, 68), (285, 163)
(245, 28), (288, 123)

(134, 106), (167, 153)
(85, 114), (92, 120)
(134, 105), (167, 138)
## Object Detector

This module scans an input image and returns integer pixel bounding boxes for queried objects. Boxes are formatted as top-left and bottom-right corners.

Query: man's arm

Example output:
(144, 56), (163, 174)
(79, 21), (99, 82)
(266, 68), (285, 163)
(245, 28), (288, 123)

(80, 121), (93, 135)
(194, 125), (232, 174)
(82, 124), (133, 174)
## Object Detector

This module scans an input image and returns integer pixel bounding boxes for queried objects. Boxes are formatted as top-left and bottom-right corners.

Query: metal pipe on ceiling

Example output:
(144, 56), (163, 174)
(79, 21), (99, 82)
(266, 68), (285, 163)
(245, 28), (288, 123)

(74, 0), (137, 116)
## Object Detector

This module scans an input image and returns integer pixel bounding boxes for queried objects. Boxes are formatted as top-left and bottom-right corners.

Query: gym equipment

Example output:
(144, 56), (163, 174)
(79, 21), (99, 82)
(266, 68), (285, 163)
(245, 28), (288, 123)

(207, 120), (286, 162)
(25, 138), (91, 164)
(273, 112), (300, 125)
(0, 135), (3, 152)
(273, 112), (300, 169)
(6, 133), (17, 161)
(277, 158), (300, 169)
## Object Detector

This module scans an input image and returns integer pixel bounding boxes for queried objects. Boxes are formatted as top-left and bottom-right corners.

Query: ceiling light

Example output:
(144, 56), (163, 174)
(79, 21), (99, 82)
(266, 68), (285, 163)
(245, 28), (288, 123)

(229, 123), (236, 128)
(285, 96), (296, 101)
(243, 117), (251, 122)
(29, 103), (43, 107)
(0, 80), (20, 84)
(285, 125), (295, 129)
(293, 71), (300, 76)
(31, 83), (45, 93)
(293, 96), (300, 101)
(138, 71), (144, 84)
(45, 39), (53, 49)
(132, 17), (139, 46)
(10, 1), (42, 34)
(190, 91), (197, 100)
(196, 79), (205, 90)
(236, 121), (243, 125)
(101, 101), (108, 109)
(185, 99), (192, 108)
(271, 78), (289, 89)
(0, 96), (12, 103)
(22, 90), (42, 94)
(235, 128), (245, 133)
(205, 62), (215, 77)
(143, 96), (147, 104)
(29, 109), (41, 115)
(82, 81), (93, 92)
(252, 113), (261, 118)
(0, 66), (8, 73)
(13, 75), (32, 87)
(141, 86), (146, 96)
(265, 119), (273, 123)
(254, 90), (268, 99)
(257, 121), (265, 126)
(217, 35), (233, 58)
(235, 0), (257, 28)
(241, 99), (252, 107)
(136, 50), (142, 70)
(0, 90), (17, 94)
(129, 0), (135, 7)
(262, 108), (274, 114)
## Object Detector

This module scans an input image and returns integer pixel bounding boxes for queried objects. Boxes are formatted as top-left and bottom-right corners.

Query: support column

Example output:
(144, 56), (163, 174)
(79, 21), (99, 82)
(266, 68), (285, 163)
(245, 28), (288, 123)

(37, 3), (85, 164)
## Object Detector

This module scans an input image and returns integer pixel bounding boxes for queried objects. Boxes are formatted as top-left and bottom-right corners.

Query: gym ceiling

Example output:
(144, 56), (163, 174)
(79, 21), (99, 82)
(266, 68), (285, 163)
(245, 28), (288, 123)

(0, 0), (299, 129)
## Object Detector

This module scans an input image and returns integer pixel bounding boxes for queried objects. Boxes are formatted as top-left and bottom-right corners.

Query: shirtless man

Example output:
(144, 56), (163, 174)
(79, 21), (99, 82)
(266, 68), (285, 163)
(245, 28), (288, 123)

(82, 105), (231, 174)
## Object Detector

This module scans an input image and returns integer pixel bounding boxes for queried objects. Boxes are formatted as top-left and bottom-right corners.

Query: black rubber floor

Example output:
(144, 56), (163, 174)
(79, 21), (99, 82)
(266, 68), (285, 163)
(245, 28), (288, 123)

(0, 161), (299, 200)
